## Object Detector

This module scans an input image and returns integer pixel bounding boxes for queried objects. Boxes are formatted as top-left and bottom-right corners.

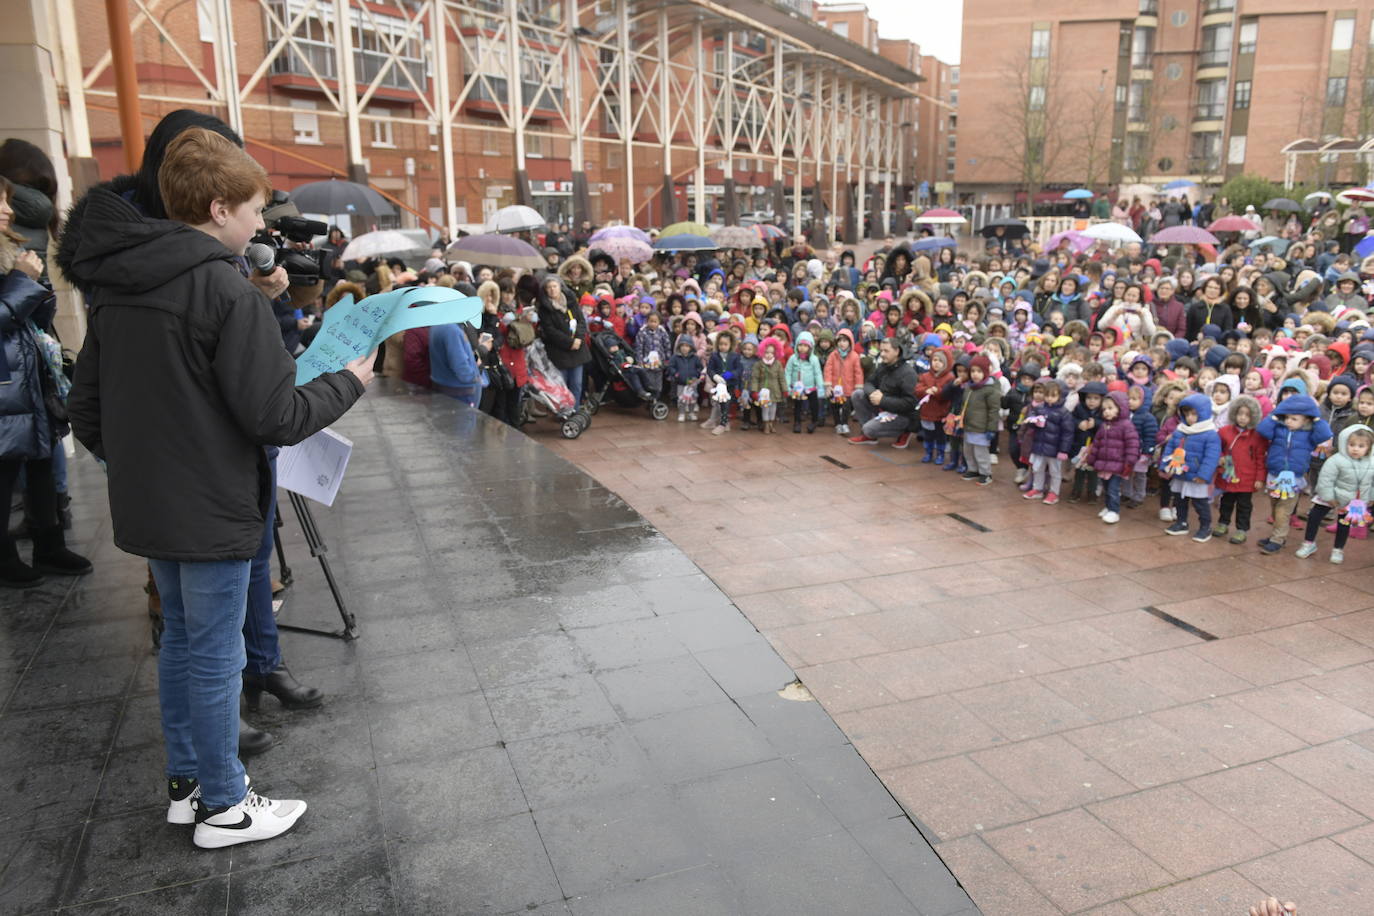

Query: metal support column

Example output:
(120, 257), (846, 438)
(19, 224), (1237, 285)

(103, 0), (144, 171)
(212, 0), (243, 135)
(506, 0), (532, 207)
(792, 61), (804, 235)
(693, 18), (705, 222)
(721, 30), (738, 225)
(433, 0), (458, 233)
(617, 0), (634, 221)
(333, 0), (365, 183)
(770, 37), (787, 225)
(567, 0), (591, 225)
(855, 86), (867, 243)
(657, 8), (677, 226)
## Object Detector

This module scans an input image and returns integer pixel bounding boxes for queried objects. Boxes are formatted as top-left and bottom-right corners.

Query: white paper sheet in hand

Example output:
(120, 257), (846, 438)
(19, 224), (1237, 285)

(277, 428), (354, 506)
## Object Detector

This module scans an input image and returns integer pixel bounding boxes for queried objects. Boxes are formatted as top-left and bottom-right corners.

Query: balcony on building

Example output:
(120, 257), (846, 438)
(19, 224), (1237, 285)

(1138, 0), (1158, 13)
(265, 0), (428, 95)
(1202, 0), (1235, 13)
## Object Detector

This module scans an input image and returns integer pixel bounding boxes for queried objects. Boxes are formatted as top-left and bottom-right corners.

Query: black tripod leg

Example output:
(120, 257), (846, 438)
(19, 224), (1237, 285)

(273, 510), (292, 588)
(275, 491), (359, 641)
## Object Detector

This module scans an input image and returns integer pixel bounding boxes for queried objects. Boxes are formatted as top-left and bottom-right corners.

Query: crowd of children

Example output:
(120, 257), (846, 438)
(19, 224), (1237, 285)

(456, 229), (1374, 562)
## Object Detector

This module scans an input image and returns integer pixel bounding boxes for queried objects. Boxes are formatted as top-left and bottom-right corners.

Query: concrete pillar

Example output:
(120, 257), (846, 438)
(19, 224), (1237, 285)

(572, 172), (592, 226)
(842, 181), (857, 245)
(723, 177), (739, 226)
(4, 0), (86, 344)
(660, 174), (678, 226)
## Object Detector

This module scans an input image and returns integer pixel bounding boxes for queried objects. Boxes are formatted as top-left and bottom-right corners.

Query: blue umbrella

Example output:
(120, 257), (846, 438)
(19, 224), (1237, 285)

(652, 233), (717, 251)
(912, 236), (957, 252)
(1162, 179), (1196, 191)
(1355, 236), (1374, 259)
(1063, 188), (1095, 200)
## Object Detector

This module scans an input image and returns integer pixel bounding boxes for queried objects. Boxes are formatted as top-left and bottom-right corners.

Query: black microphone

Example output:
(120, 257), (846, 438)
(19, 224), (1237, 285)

(247, 243), (277, 276)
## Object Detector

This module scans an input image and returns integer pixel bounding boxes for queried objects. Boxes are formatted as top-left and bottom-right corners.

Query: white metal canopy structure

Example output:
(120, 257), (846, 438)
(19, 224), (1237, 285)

(53, 0), (921, 241)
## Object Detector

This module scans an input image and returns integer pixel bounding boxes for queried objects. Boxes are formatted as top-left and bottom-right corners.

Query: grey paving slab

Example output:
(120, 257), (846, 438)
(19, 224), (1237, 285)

(0, 382), (976, 915)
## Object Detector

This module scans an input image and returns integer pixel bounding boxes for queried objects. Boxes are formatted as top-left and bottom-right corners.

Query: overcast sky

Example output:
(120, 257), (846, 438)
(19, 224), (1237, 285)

(854, 0), (962, 65)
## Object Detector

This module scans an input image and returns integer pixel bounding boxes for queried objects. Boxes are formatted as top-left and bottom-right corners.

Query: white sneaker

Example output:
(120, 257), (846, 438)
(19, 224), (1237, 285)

(1331, 549), (1345, 564)
(1158, 507), (1176, 522)
(168, 773), (250, 825)
(1294, 541), (1318, 559)
(1014, 468), (1028, 484)
(990, 454), (999, 465)
(193, 790), (306, 849)
(677, 412), (686, 422)
(1098, 507), (1108, 518)
(1102, 511), (1120, 524)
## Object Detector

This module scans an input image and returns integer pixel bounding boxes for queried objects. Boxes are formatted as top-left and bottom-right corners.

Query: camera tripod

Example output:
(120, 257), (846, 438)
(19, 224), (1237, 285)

(273, 491), (358, 641)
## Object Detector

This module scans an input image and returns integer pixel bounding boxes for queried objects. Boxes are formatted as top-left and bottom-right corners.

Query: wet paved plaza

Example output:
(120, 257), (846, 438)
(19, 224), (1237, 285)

(531, 400), (1374, 915)
(0, 381), (973, 915)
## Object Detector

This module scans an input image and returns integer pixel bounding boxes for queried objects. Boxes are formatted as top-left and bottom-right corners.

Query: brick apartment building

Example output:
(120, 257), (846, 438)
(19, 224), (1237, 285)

(54, 0), (920, 238)
(955, 0), (1374, 206)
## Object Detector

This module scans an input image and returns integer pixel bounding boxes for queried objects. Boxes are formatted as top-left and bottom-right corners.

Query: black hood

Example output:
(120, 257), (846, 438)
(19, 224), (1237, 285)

(9, 184), (54, 248)
(58, 183), (233, 298)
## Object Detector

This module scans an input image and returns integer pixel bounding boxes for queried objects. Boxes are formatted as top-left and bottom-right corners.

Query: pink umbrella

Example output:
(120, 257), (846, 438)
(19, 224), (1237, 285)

(591, 236), (654, 264)
(1207, 215), (1260, 233)
(1045, 229), (1093, 253)
(1148, 226), (1219, 245)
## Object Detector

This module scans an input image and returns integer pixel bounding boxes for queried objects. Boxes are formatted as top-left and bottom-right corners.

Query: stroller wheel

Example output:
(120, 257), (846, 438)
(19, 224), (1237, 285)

(561, 417), (583, 439)
(651, 401), (670, 421)
(577, 409), (592, 430)
(586, 394), (603, 415)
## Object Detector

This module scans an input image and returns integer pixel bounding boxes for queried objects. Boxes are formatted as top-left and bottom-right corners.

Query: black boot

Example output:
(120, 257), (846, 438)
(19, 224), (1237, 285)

(31, 527), (92, 577)
(243, 664), (324, 711)
(0, 539), (43, 589)
(56, 493), (72, 531)
(239, 717), (276, 757)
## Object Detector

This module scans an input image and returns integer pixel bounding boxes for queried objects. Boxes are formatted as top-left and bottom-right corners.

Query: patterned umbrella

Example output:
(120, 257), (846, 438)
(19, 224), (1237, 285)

(1207, 215), (1261, 233)
(754, 223), (787, 240)
(660, 221), (711, 237)
(590, 237), (654, 264)
(912, 236), (957, 252)
(652, 233), (717, 251)
(710, 226), (764, 249)
(1148, 226), (1219, 245)
(1336, 187), (1374, 205)
(444, 233), (545, 268)
(588, 225), (652, 245)
(1261, 198), (1301, 212)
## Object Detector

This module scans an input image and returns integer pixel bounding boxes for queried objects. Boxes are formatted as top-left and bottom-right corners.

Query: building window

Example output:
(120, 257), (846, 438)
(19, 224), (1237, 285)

(830, 20), (848, 39)
(951, 68), (959, 85)
(1115, 84), (1127, 109)
(946, 157), (955, 174)
(1030, 28), (1050, 59)
(1233, 80), (1251, 109)
(1124, 134), (1146, 171)
(947, 135), (957, 151)
(1327, 76), (1348, 106)
(1131, 26), (1154, 67)
(1028, 136), (1044, 164)
(1365, 76), (1374, 106)
(1189, 131), (1221, 172)
(1238, 21), (1257, 54)
(1331, 17), (1355, 51)
(1199, 24), (1232, 66)
(1228, 135), (1247, 165)
(1028, 86), (1045, 111)
(1170, 10), (1188, 27)
(949, 89), (958, 105)
(1128, 81), (1150, 121)
(368, 107), (394, 148)
(290, 98), (320, 145)
(428, 122), (438, 152)
(1195, 78), (1227, 119)
(949, 114), (957, 129)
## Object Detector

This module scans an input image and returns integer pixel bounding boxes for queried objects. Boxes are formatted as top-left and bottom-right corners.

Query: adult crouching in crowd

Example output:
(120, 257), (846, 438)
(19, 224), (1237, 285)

(66, 126), (374, 848)
(846, 337), (917, 447)
(0, 177), (90, 586)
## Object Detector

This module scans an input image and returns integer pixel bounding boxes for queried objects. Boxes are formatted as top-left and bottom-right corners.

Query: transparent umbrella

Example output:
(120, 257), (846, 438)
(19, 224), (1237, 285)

(486, 205), (547, 234)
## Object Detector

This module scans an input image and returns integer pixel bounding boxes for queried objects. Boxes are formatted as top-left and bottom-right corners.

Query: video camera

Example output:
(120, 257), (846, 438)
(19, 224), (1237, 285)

(253, 190), (330, 286)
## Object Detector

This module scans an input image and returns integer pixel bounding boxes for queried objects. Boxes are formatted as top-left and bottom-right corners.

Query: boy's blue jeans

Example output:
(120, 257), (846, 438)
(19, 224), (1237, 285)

(150, 557), (252, 810)
(243, 453), (282, 677)
(1103, 474), (1121, 512)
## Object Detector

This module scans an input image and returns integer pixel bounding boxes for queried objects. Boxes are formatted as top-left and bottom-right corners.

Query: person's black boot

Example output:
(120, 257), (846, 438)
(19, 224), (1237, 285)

(31, 528), (92, 577)
(239, 717), (276, 757)
(56, 493), (72, 531)
(0, 539), (43, 589)
(243, 665), (324, 711)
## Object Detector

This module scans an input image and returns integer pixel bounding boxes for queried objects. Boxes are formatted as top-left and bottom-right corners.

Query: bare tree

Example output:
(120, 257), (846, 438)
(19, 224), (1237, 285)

(983, 50), (1068, 216)
(1071, 79), (1117, 189)
(1122, 79), (1172, 184)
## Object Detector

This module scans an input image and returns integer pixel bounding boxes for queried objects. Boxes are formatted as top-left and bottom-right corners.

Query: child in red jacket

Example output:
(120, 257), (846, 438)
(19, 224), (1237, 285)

(915, 347), (955, 464)
(1213, 394), (1268, 544)
(823, 328), (865, 436)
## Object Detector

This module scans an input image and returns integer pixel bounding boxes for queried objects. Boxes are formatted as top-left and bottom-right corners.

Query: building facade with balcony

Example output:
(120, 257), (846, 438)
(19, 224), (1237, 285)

(955, 0), (1374, 205)
(58, 0), (920, 239)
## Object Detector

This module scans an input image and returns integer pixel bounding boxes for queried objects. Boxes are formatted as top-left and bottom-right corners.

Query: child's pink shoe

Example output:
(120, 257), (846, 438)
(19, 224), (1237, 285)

(1290, 515), (1306, 530)
(1354, 525), (1368, 540)
(1043, 492), (1060, 506)
(1023, 489), (1042, 500)
(1326, 523), (1338, 533)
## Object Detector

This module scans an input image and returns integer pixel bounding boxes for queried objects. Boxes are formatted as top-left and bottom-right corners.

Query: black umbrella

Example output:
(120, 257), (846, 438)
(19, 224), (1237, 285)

(979, 217), (1030, 238)
(1261, 198), (1301, 213)
(290, 179), (396, 219)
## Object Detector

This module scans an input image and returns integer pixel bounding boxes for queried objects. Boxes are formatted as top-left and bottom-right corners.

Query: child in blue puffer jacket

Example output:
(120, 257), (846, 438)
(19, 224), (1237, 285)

(786, 330), (825, 434)
(1257, 390), (1335, 554)
(1160, 393), (1222, 542)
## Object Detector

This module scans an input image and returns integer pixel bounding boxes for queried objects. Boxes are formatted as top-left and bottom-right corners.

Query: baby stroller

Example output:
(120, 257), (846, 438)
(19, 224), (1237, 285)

(584, 330), (671, 421)
(520, 338), (593, 438)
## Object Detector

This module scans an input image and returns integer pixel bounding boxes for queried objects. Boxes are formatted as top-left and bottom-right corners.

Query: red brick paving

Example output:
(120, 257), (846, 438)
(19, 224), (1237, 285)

(529, 407), (1374, 914)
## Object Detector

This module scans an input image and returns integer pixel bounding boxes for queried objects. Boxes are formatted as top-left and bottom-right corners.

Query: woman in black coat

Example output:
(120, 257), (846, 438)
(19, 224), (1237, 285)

(526, 273), (591, 405)
(0, 178), (90, 587)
